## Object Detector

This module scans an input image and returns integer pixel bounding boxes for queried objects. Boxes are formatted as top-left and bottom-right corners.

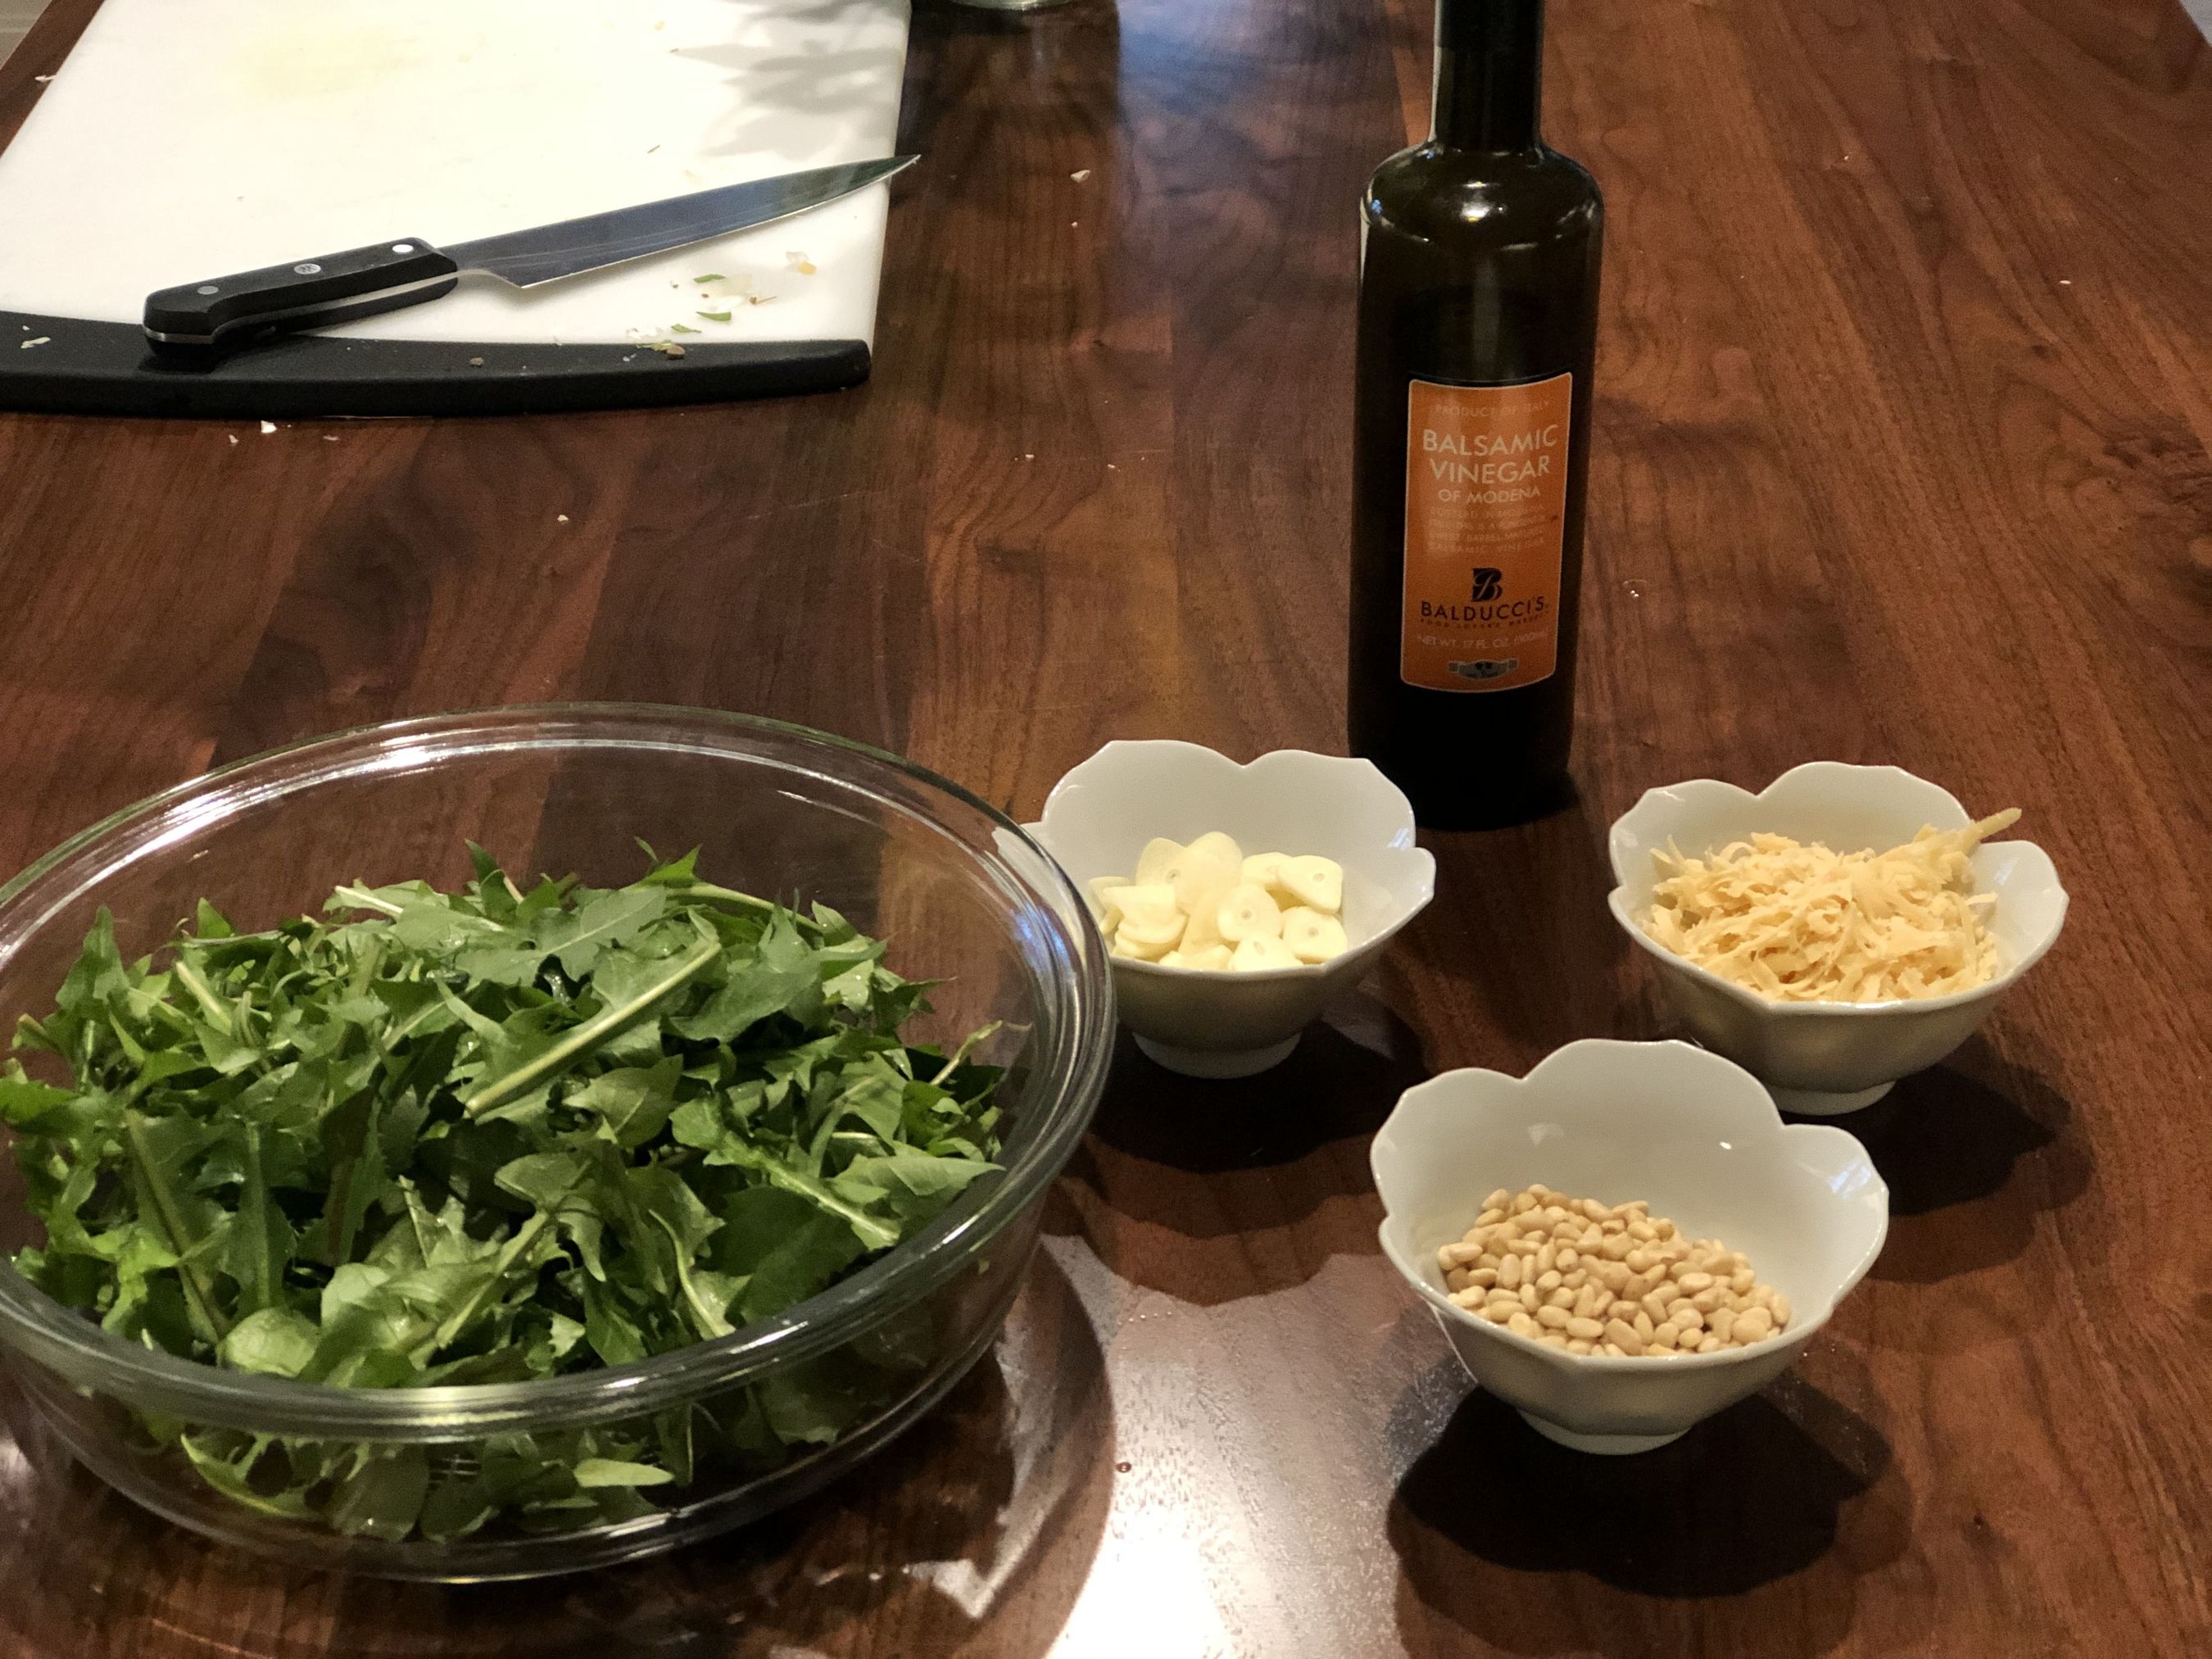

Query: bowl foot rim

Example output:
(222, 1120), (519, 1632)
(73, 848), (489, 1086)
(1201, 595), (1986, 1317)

(1763, 1078), (1896, 1117)
(1516, 1411), (1687, 1456)
(1133, 1032), (1302, 1079)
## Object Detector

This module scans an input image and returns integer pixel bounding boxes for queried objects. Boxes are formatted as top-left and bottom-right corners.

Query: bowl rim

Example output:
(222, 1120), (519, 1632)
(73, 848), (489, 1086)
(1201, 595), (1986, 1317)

(1603, 761), (2069, 1018)
(1023, 738), (1439, 981)
(0, 703), (1116, 1435)
(1371, 1038), (1890, 1374)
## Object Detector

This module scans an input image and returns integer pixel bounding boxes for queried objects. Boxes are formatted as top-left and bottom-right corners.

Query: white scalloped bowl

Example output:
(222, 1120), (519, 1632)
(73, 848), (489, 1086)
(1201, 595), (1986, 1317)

(1023, 741), (1437, 1077)
(1606, 763), (2069, 1115)
(1374, 1040), (1888, 1454)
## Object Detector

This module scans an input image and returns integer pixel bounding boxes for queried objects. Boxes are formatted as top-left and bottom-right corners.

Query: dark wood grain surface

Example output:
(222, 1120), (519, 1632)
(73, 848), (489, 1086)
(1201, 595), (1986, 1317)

(2, 0), (2209, 1652)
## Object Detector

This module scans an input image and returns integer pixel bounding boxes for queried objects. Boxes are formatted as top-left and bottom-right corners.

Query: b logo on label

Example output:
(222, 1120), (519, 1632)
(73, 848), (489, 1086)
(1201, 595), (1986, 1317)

(1468, 568), (1503, 602)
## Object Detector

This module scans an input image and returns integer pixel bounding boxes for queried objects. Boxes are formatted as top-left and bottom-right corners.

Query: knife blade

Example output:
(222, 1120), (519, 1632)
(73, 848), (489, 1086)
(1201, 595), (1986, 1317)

(143, 156), (917, 353)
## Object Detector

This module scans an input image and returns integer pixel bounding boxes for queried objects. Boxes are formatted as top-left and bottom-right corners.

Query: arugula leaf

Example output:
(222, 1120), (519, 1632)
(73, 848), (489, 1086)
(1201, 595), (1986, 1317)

(2, 851), (1007, 1545)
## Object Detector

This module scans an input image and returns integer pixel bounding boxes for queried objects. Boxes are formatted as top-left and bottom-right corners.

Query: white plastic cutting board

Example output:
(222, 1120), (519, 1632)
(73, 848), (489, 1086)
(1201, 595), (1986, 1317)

(0, 0), (910, 346)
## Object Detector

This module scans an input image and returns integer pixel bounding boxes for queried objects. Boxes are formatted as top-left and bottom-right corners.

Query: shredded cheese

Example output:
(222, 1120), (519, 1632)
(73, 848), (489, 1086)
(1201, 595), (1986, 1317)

(1643, 809), (2022, 1003)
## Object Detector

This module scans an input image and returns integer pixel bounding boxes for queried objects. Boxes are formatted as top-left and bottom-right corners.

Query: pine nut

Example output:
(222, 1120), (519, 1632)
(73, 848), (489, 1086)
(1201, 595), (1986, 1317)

(1439, 1185), (1792, 1357)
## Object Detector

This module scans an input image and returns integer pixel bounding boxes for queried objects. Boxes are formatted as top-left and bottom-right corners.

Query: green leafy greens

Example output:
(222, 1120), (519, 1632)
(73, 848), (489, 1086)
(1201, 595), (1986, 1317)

(1, 847), (1003, 1543)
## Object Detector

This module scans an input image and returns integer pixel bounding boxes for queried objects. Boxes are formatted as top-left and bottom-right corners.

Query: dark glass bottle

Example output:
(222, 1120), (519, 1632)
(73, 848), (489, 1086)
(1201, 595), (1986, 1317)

(1346, 0), (1603, 828)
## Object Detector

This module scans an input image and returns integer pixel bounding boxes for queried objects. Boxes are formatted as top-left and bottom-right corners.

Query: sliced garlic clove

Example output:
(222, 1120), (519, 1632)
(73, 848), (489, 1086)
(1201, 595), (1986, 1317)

(1161, 944), (1233, 972)
(1114, 913), (1183, 958)
(1241, 852), (1291, 898)
(1230, 934), (1301, 971)
(1157, 831), (1243, 913)
(1090, 877), (1131, 934)
(1185, 830), (1244, 868)
(1278, 854), (1344, 915)
(1281, 905), (1349, 963)
(1179, 882), (1232, 950)
(1113, 882), (1182, 931)
(1214, 882), (1283, 943)
(1134, 836), (1185, 887)
(1116, 916), (1186, 954)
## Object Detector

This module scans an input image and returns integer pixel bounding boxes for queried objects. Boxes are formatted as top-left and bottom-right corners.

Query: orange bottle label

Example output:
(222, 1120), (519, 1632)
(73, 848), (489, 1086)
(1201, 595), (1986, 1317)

(1399, 373), (1573, 693)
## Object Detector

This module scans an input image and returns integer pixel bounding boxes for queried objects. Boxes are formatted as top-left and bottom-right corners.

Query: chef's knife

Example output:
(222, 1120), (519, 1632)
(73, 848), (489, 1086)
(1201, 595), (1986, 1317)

(143, 156), (917, 353)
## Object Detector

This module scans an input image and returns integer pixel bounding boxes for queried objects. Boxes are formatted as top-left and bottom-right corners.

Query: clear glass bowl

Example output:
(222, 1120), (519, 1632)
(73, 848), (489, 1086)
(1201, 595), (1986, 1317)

(0, 706), (1113, 1580)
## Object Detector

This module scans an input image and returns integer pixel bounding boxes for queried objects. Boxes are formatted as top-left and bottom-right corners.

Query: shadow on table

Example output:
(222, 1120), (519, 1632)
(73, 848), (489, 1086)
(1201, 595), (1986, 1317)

(1082, 986), (1428, 1179)
(1387, 1361), (1908, 1657)
(1043, 991), (1426, 1303)
(1816, 1035), (2091, 1285)
(0, 1248), (1113, 1659)
(1398, 795), (1629, 1063)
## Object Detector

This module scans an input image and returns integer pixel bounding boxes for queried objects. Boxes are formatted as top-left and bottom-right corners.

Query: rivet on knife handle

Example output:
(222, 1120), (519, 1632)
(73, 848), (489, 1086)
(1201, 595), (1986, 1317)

(143, 239), (464, 351)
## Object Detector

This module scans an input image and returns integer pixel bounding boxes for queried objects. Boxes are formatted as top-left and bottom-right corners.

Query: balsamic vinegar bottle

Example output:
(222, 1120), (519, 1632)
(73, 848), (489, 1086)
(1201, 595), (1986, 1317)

(1347, 0), (1602, 828)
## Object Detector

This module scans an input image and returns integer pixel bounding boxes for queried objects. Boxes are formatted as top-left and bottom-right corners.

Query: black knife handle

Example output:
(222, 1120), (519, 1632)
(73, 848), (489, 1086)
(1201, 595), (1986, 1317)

(143, 238), (462, 352)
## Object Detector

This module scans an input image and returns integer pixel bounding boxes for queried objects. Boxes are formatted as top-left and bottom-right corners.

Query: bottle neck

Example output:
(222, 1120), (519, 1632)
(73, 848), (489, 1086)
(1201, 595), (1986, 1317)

(1432, 0), (1544, 153)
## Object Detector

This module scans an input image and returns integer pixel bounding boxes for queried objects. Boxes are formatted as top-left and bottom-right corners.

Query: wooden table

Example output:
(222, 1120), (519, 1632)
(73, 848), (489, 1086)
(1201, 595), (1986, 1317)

(2, 0), (2209, 1652)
